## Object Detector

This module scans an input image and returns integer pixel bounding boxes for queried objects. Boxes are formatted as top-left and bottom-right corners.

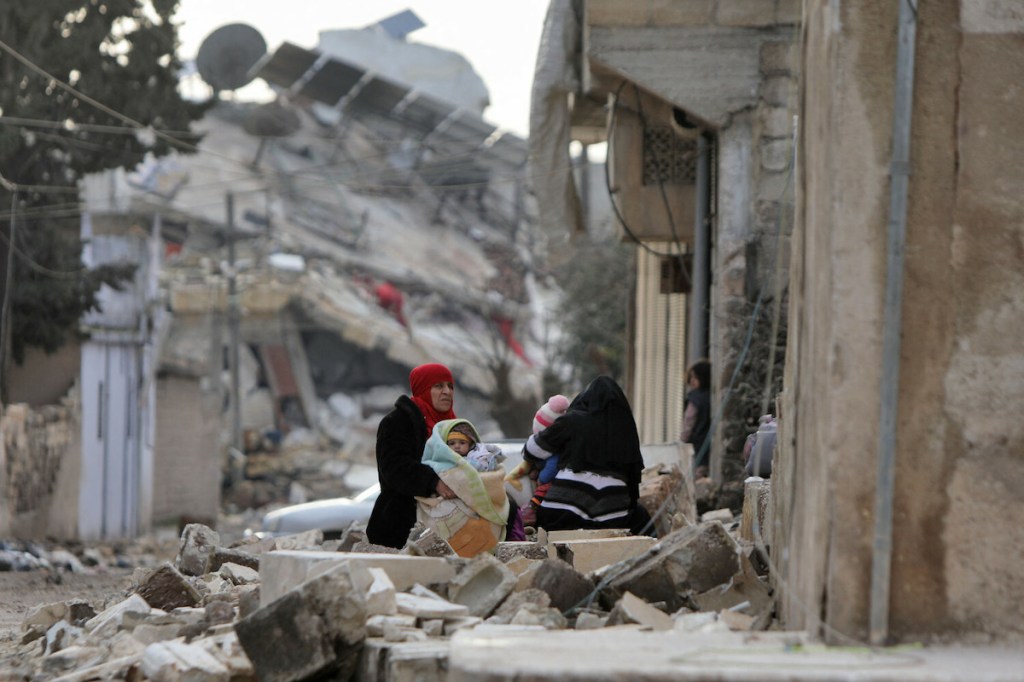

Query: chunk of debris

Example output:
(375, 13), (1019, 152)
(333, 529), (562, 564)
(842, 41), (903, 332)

(218, 562), (260, 585)
(527, 558), (596, 612)
(447, 554), (516, 618)
(176, 524), (220, 576)
(488, 588), (551, 624)
(404, 526), (455, 557)
(395, 593), (470, 619)
(494, 542), (548, 562)
(141, 640), (229, 682)
(235, 562), (367, 682)
(209, 546), (261, 573)
(606, 592), (673, 631)
(740, 477), (771, 544)
(135, 563), (202, 610)
(702, 508), (734, 524)
(599, 522), (742, 612)
(638, 463), (697, 535)
(365, 567), (398, 616)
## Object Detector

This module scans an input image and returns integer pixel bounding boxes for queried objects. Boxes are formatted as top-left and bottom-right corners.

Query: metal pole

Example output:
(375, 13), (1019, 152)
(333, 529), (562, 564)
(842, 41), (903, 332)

(688, 133), (710, 366)
(227, 193), (242, 457)
(870, 0), (918, 646)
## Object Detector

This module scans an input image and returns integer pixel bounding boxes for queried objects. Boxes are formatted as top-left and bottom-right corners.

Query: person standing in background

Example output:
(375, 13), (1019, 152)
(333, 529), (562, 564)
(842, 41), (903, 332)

(681, 359), (712, 478)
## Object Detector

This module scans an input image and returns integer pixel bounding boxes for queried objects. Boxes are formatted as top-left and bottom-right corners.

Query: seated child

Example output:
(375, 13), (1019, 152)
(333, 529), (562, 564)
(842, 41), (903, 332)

(446, 421), (505, 472)
(505, 395), (570, 526)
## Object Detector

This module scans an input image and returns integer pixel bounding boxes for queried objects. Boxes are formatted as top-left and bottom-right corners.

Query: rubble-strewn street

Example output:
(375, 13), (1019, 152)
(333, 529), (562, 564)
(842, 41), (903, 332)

(4, 505), (1023, 682)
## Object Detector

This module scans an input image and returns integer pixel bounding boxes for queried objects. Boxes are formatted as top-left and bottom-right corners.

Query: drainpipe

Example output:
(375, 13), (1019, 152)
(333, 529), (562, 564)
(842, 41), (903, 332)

(869, 0), (918, 646)
(687, 132), (711, 366)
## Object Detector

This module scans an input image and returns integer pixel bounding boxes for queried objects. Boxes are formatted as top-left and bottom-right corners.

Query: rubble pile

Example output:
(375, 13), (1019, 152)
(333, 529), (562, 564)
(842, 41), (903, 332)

(4, 517), (774, 681)
(0, 537), (174, 575)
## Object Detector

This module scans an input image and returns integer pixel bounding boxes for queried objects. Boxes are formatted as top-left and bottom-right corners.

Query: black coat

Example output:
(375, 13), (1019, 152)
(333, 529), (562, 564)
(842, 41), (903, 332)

(366, 395), (440, 548)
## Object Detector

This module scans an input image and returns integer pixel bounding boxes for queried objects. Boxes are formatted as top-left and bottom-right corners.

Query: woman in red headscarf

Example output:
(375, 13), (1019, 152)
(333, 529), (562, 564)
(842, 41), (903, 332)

(367, 363), (459, 548)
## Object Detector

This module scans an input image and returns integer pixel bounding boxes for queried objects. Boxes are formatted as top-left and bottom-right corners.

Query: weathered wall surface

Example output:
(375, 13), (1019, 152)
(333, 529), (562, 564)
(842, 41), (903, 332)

(5, 344), (79, 407)
(779, 0), (1024, 643)
(152, 375), (221, 527)
(0, 400), (79, 538)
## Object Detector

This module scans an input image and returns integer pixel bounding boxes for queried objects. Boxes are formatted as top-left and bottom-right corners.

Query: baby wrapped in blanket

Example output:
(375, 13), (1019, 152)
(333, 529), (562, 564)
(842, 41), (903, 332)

(415, 419), (510, 557)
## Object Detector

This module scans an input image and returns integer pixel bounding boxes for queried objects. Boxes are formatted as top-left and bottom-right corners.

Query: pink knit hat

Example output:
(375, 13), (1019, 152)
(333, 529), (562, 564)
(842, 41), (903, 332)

(533, 395), (570, 434)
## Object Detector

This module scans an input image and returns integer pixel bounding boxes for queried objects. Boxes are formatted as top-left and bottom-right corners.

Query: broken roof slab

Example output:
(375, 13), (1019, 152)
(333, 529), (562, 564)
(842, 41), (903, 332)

(586, 25), (794, 127)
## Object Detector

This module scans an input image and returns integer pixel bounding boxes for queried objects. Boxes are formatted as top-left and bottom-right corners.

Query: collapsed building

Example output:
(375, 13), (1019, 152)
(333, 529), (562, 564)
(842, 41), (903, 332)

(1, 17), (552, 540)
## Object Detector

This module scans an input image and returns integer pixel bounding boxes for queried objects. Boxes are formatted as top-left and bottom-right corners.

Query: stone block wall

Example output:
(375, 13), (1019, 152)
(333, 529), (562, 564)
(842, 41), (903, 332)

(0, 399), (78, 537)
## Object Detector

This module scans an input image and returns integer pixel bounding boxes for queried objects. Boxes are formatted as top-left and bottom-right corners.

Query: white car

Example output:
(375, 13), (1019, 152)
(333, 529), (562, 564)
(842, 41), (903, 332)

(258, 439), (527, 538)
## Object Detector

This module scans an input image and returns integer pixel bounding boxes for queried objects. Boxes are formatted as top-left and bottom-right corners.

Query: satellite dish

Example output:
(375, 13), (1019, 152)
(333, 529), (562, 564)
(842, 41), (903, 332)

(196, 23), (267, 92)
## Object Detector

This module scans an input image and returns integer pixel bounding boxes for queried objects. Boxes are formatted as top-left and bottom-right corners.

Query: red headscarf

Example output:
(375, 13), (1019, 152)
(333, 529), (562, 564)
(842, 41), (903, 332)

(409, 363), (455, 436)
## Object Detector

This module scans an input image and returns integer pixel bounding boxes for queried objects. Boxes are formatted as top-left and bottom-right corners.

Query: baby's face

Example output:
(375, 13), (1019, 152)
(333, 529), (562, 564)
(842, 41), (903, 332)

(447, 438), (472, 456)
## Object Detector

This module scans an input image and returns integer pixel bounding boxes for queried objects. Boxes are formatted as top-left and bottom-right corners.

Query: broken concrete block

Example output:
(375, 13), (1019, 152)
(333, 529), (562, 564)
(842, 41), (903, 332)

(600, 522), (742, 612)
(574, 611), (608, 630)
(740, 478), (771, 544)
(235, 562), (367, 682)
(84, 594), (154, 638)
(366, 567), (397, 616)
(218, 562), (259, 585)
(448, 554), (516, 618)
(228, 534), (277, 554)
(490, 588), (550, 623)
(673, 611), (727, 633)
(367, 614), (417, 637)
(528, 558), (596, 612)
(409, 583), (449, 602)
(209, 546), (261, 573)
(131, 623), (186, 646)
(551, 536), (658, 575)
(443, 616), (483, 636)
(702, 508), (734, 524)
(359, 640), (449, 682)
(142, 640), (229, 682)
(606, 592), (673, 631)
(39, 645), (104, 676)
(545, 529), (629, 543)
(259, 550), (456, 606)
(205, 600), (236, 627)
(46, 653), (142, 682)
(395, 593), (470, 619)
(405, 526), (455, 557)
(44, 621), (84, 656)
(196, 632), (254, 681)
(509, 604), (567, 629)
(273, 529), (324, 551)
(237, 584), (261, 619)
(176, 524), (220, 576)
(136, 563), (203, 610)
(383, 622), (426, 642)
(420, 619), (444, 637)
(494, 542), (547, 563)
(692, 559), (773, 629)
(719, 609), (755, 631)
(638, 463), (697, 535)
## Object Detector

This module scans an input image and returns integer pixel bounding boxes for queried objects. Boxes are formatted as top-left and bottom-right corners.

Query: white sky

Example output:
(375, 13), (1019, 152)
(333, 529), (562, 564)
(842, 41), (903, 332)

(174, 0), (551, 137)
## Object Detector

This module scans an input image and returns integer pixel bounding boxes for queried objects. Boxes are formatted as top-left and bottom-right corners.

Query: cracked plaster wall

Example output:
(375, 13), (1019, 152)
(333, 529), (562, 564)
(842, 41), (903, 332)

(778, 0), (1024, 644)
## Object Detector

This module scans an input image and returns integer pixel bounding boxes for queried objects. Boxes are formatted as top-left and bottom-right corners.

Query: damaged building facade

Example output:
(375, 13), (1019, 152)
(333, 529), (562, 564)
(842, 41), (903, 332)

(531, 0), (1024, 648)
(531, 0), (798, 476)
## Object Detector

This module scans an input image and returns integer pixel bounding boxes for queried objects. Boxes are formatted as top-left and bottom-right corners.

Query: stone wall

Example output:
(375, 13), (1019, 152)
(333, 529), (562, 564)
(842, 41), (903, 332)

(0, 398), (79, 538)
(152, 375), (222, 528)
(777, 0), (1024, 644)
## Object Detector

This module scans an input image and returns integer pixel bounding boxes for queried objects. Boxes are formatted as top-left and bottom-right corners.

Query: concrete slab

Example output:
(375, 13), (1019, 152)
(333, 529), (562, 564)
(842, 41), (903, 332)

(551, 536), (658, 575)
(259, 550), (456, 606)
(447, 629), (1024, 681)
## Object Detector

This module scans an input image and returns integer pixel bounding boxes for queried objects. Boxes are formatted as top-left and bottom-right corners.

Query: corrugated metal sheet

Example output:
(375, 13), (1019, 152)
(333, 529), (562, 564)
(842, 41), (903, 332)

(632, 243), (688, 444)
